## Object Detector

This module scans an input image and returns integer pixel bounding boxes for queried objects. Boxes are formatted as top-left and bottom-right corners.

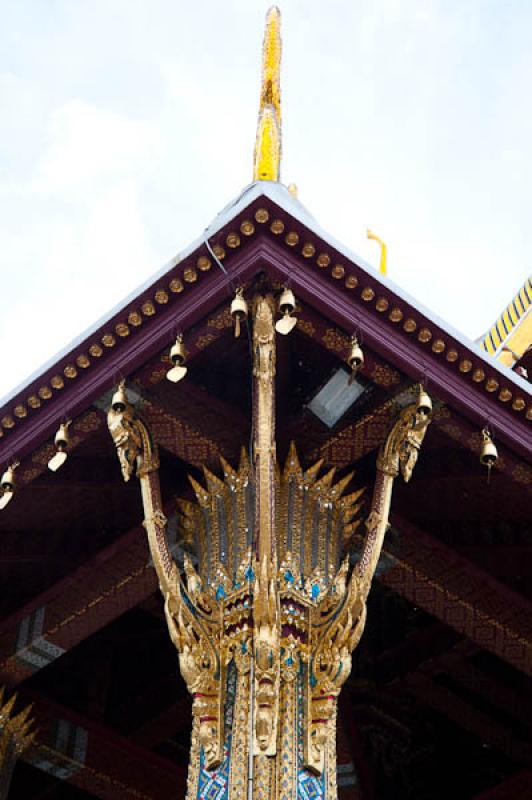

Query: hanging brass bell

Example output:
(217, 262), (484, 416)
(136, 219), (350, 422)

(48, 421), (72, 472)
(347, 336), (364, 384)
(275, 288), (297, 335)
(480, 428), (498, 482)
(416, 384), (432, 417)
(167, 335), (188, 383)
(55, 421), (71, 451)
(1, 464), (17, 492)
(170, 335), (186, 366)
(111, 380), (129, 412)
(0, 463), (18, 510)
(231, 288), (248, 338)
(348, 337), (364, 371)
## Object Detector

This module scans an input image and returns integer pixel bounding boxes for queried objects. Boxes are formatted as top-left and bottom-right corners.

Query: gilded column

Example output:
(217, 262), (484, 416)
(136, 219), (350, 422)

(108, 340), (431, 800)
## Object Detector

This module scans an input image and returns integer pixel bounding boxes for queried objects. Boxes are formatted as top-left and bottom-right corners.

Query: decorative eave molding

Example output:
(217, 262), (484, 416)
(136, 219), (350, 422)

(0, 191), (530, 467)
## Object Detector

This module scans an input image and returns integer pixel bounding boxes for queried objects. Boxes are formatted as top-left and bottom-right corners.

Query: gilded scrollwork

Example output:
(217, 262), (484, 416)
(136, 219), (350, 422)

(107, 296), (432, 799)
(253, 555), (280, 756)
(377, 386), (432, 482)
(107, 381), (159, 481)
(163, 560), (225, 771)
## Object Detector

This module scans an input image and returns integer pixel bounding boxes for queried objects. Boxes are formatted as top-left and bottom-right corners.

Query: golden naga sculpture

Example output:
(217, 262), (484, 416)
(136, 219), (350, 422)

(0, 688), (35, 800)
(108, 292), (431, 800)
(253, 6), (282, 181)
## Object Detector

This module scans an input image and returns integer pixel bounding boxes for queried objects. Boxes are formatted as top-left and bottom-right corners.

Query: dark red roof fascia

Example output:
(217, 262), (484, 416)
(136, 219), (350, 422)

(0, 192), (530, 467)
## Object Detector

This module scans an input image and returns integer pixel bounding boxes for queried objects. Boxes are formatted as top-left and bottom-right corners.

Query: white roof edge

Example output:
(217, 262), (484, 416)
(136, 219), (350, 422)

(258, 184), (531, 397)
(1, 181), (530, 408)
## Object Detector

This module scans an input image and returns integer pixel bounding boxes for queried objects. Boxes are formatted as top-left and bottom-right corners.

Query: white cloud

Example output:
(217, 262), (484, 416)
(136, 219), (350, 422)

(0, 0), (531, 401)
(35, 100), (164, 192)
(0, 178), (156, 399)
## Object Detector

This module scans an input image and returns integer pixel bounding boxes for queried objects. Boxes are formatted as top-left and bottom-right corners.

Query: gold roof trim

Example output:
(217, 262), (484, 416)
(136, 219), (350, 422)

(481, 274), (532, 365)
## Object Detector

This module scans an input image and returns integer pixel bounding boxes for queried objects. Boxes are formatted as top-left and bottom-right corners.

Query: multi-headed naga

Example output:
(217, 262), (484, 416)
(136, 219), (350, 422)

(108, 294), (431, 800)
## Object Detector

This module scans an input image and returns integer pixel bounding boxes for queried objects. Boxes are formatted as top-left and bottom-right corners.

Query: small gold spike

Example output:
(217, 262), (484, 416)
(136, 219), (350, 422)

(219, 455), (238, 479)
(253, 6), (282, 181)
(238, 446), (252, 474)
(283, 441), (302, 476)
(13, 704), (33, 728)
(342, 520), (362, 538)
(188, 475), (209, 506)
(339, 488), (366, 509)
(202, 466), (226, 494)
(315, 467), (336, 490)
(330, 471), (355, 498)
(2, 691), (18, 717)
(304, 459), (324, 481)
(343, 502), (364, 524)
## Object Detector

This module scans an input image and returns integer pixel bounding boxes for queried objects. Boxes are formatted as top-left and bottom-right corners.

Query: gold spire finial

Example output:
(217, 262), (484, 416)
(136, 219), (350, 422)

(253, 6), (282, 182)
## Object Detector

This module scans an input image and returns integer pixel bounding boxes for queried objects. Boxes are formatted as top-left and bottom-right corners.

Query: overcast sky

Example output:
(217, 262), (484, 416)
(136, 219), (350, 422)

(1, 0), (531, 401)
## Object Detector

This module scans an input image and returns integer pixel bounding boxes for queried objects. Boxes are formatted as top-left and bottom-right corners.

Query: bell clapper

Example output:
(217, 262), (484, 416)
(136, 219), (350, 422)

(111, 379), (129, 412)
(167, 335), (188, 383)
(48, 419), (72, 472)
(480, 427), (498, 484)
(416, 383), (433, 417)
(0, 462), (19, 510)
(231, 288), (248, 338)
(275, 287), (297, 335)
(347, 335), (364, 385)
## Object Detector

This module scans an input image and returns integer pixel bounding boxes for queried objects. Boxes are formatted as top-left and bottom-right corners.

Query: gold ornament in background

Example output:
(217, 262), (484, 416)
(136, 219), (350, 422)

(0, 687), (35, 800)
(367, 229), (387, 276)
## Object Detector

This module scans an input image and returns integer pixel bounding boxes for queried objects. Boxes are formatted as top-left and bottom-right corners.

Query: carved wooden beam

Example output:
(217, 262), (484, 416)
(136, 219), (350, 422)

(0, 410), (104, 497)
(472, 771), (532, 799)
(21, 693), (186, 800)
(382, 514), (532, 676)
(370, 622), (462, 686)
(129, 696), (192, 750)
(421, 648), (532, 731)
(296, 304), (402, 395)
(141, 397), (223, 469)
(338, 694), (375, 800)
(434, 406), (532, 495)
(0, 509), (172, 685)
(455, 545), (532, 580)
(402, 672), (532, 765)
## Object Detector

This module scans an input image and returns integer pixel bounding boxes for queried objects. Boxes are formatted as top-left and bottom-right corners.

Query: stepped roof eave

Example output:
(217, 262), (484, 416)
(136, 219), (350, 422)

(0, 180), (530, 466)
